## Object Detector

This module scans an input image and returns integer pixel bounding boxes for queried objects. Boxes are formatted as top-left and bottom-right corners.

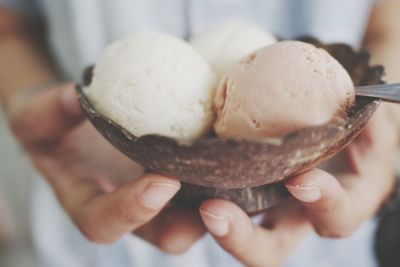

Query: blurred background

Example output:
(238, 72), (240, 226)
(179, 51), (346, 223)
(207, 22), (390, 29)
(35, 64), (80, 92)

(0, 111), (38, 267)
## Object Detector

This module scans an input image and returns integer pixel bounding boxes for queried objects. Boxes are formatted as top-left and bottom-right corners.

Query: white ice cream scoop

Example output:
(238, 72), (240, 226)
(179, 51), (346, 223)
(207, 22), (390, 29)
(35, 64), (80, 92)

(190, 21), (276, 76)
(84, 32), (217, 141)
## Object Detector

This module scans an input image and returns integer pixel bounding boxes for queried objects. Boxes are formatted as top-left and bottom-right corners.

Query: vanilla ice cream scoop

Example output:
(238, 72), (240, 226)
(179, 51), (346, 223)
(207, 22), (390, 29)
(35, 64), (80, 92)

(190, 21), (276, 76)
(84, 32), (216, 141)
(214, 41), (355, 139)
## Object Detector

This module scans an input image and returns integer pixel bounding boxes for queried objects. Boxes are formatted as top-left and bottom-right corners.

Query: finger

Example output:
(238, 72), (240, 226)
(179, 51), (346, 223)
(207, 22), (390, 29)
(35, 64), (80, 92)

(10, 83), (84, 145)
(135, 206), (206, 254)
(56, 172), (180, 244)
(285, 169), (376, 237)
(38, 152), (203, 251)
(200, 200), (310, 267)
(350, 108), (397, 178)
(290, 109), (397, 238)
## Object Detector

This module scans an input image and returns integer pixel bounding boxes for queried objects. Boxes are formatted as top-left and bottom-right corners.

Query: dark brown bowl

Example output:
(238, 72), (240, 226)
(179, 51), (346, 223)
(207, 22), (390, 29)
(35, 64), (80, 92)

(77, 38), (384, 213)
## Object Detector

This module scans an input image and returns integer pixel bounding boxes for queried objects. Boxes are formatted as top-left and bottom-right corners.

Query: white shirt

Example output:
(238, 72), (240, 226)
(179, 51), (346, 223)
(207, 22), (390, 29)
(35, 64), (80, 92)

(4, 0), (375, 80)
(3, 0), (379, 266)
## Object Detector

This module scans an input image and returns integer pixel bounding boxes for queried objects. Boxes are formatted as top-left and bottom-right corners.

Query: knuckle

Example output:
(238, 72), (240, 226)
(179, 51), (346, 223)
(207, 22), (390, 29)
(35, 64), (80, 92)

(223, 240), (246, 255)
(116, 205), (141, 225)
(77, 218), (115, 244)
(308, 200), (336, 214)
(315, 223), (357, 238)
(113, 194), (149, 226)
(156, 236), (191, 255)
(158, 242), (186, 255)
(79, 223), (106, 243)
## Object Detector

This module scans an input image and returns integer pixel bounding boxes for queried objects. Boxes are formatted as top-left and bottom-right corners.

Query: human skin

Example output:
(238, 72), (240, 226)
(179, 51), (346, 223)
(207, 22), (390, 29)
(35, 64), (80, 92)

(365, 0), (400, 131)
(0, 186), (13, 243)
(0, 2), (399, 266)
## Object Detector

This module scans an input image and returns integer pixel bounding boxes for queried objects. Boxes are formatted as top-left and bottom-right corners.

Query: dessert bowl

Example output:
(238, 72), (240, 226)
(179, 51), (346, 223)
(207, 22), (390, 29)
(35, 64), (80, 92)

(77, 38), (384, 212)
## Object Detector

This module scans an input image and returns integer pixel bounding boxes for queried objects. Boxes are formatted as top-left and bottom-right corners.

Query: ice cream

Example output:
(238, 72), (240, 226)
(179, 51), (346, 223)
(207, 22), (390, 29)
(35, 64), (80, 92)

(190, 21), (276, 76)
(84, 32), (216, 141)
(214, 41), (355, 139)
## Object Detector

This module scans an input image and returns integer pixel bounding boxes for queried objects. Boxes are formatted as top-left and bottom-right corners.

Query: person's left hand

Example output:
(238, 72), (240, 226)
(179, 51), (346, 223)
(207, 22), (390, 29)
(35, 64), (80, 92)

(198, 106), (397, 267)
(284, 106), (397, 238)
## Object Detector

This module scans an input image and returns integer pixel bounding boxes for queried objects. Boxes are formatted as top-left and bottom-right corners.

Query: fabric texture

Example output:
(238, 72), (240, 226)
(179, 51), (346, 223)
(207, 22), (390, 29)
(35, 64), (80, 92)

(1, 0), (40, 15)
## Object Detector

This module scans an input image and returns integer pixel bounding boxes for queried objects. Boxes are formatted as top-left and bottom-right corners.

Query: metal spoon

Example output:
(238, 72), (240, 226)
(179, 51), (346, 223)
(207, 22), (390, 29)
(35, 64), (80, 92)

(356, 83), (400, 103)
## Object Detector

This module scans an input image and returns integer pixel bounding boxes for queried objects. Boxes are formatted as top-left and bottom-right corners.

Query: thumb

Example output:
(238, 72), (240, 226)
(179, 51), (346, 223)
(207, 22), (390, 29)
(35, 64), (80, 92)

(10, 83), (84, 145)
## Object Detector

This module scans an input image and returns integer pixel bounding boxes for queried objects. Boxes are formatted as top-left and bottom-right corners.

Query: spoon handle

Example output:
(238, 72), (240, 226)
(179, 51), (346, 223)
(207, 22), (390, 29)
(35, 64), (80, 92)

(356, 83), (400, 103)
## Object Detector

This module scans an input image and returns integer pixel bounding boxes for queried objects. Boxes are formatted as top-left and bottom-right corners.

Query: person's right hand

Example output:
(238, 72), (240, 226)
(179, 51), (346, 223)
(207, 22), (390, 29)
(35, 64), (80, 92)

(7, 83), (207, 253)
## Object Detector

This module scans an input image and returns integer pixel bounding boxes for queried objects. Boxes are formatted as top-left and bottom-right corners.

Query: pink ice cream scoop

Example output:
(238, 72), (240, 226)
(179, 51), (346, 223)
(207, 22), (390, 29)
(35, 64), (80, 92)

(214, 41), (355, 139)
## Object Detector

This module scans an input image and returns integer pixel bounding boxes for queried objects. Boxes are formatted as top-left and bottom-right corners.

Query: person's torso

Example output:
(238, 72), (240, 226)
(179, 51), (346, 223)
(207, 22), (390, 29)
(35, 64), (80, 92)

(35, 0), (375, 81)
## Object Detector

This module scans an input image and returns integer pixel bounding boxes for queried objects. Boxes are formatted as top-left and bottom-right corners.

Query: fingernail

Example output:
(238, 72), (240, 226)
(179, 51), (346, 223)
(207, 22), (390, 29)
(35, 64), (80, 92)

(141, 182), (179, 210)
(200, 209), (230, 237)
(61, 87), (81, 116)
(286, 184), (321, 203)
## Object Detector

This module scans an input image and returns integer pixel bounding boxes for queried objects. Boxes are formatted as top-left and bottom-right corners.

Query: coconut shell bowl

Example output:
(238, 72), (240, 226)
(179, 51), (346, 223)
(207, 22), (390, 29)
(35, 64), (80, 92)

(76, 38), (385, 213)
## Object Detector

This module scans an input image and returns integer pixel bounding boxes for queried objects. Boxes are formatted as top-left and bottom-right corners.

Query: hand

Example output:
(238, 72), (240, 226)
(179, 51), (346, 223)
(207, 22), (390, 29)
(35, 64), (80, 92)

(7, 83), (206, 253)
(199, 199), (311, 267)
(285, 106), (397, 237)
(197, 107), (397, 267)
